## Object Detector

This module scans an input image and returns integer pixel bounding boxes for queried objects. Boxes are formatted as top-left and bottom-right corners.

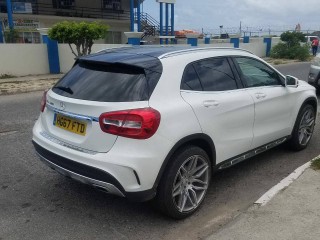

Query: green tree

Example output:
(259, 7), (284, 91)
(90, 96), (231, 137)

(280, 31), (306, 47)
(48, 21), (109, 58)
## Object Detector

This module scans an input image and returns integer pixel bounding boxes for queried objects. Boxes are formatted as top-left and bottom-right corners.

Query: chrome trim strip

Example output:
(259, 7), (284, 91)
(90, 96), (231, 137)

(36, 152), (125, 197)
(219, 137), (288, 170)
(40, 131), (98, 155)
(46, 104), (99, 122)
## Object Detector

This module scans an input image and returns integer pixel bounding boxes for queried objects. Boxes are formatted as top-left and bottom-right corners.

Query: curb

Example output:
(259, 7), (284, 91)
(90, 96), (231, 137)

(254, 161), (311, 206)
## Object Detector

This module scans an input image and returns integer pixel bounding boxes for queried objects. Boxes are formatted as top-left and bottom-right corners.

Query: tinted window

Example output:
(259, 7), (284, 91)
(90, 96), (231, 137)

(194, 58), (237, 91)
(181, 64), (202, 91)
(52, 61), (150, 102)
(235, 57), (281, 87)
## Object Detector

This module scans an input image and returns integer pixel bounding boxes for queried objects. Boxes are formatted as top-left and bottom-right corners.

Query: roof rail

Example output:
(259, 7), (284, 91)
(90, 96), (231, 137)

(158, 47), (254, 59)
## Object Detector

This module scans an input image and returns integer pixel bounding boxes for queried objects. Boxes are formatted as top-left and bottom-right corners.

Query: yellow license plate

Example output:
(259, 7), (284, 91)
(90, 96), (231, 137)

(54, 114), (87, 136)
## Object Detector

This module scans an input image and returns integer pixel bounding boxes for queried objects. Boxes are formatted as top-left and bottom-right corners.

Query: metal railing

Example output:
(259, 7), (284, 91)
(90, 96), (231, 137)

(0, 2), (130, 21)
(138, 12), (173, 39)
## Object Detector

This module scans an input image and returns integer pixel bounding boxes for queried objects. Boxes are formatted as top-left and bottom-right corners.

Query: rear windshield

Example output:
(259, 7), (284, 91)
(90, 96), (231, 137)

(52, 61), (158, 102)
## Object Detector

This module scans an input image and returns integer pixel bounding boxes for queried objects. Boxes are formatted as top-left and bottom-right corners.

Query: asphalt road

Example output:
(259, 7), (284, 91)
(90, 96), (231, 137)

(0, 63), (319, 240)
(275, 62), (311, 81)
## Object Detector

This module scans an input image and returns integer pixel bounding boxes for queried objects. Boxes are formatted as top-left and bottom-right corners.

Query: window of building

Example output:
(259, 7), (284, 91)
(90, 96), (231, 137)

(16, 31), (41, 43)
(52, 0), (75, 9)
(102, 0), (121, 10)
(0, 0), (36, 13)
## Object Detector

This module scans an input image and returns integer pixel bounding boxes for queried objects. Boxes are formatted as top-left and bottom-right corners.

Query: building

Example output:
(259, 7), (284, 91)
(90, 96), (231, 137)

(0, 0), (144, 43)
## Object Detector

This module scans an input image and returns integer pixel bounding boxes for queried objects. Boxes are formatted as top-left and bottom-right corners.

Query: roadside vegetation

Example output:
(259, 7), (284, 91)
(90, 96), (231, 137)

(270, 31), (311, 61)
(48, 21), (109, 58)
(0, 74), (15, 79)
(311, 156), (320, 170)
(4, 29), (19, 43)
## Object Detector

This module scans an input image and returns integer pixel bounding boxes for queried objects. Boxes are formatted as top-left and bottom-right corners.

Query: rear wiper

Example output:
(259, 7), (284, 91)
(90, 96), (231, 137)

(53, 86), (73, 94)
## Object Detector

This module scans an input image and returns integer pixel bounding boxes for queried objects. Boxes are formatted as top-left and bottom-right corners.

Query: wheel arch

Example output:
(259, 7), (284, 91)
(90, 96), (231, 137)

(153, 133), (216, 190)
(287, 96), (317, 150)
(290, 96), (318, 136)
(302, 97), (318, 113)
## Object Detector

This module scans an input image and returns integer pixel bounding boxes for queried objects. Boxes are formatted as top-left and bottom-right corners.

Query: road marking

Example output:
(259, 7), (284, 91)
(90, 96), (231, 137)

(254, 161), (311, 206)
(0, 130), (18, 137)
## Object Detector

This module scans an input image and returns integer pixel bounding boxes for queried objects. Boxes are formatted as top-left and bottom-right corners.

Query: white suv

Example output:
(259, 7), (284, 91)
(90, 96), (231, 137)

(32, 46), (317, 219)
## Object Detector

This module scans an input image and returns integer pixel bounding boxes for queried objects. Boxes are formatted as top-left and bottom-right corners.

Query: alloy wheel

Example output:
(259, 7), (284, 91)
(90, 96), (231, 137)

(298, 108), (315, 146)
(172, 155), (209, 213)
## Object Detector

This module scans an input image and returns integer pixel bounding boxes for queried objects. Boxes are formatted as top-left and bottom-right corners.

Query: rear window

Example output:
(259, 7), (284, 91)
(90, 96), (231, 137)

(52, 61), (159, 102)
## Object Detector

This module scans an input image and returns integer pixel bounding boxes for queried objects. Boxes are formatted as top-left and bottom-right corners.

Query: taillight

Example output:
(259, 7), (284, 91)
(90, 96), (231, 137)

(40, 90), (48, 112)
(99, 108), (161, 139)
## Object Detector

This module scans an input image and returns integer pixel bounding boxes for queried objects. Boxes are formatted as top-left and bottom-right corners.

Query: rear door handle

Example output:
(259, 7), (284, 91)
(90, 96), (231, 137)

(255, 93), (266, 99)
(203, 100), (219, 108)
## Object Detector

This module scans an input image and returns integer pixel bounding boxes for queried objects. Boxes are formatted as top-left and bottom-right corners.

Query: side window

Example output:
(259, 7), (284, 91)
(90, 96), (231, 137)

(181, 64), (203, 91)
(193, 58), (238, 91)
(235, 57), (281, 87)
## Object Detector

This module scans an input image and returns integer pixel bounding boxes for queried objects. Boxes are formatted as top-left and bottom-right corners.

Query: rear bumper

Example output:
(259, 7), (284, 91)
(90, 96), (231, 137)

(33, 141), (156, 202)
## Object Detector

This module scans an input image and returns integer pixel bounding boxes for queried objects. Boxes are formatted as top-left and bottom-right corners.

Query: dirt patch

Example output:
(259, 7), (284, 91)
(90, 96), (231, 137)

(0, 79), (58, 95)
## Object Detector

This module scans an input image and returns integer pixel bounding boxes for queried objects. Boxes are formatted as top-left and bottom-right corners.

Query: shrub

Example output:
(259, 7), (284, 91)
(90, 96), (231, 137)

(270, 43), (289, 59)
(311, 156), (320, 170)
(270, 31), (310, 61)
(289, 44), (310, 61)
(4, 29), (19, 43)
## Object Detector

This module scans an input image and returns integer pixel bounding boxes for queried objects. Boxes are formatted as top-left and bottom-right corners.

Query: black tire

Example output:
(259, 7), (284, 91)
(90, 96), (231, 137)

(287, 104), (316, 151)
(155, 145), (211, 219)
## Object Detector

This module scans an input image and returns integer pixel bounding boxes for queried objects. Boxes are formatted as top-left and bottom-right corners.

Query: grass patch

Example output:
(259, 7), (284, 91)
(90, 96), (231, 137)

(0, 74), (16, 79)
(311, 156), (320, 170)
(273, 60), (284, 65)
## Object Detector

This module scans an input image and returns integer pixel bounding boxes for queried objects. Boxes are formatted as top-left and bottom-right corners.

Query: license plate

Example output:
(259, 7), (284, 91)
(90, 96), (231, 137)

(53, 114), (87, 136)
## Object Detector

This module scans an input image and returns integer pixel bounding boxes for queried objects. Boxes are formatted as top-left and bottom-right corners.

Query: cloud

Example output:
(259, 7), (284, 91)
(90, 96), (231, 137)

(143, 0), (320, 33)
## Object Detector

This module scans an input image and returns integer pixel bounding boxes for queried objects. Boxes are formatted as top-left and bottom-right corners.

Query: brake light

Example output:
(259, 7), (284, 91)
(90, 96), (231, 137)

(99, 108), (161, 139)
(40, 90), (48, 112)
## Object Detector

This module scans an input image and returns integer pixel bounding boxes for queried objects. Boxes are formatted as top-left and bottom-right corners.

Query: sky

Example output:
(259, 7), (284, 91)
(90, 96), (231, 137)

(142, 0), (320, 34)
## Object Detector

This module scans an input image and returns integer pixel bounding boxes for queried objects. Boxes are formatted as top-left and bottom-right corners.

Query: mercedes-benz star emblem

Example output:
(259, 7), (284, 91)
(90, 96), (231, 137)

(60, 102), (66, 110)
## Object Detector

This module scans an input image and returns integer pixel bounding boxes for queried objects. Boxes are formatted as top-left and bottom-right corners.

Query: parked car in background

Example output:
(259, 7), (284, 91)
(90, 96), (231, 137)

(306, 36), (318, 44)
(32, 46), (317, 219)
(308, 53), (320, 91)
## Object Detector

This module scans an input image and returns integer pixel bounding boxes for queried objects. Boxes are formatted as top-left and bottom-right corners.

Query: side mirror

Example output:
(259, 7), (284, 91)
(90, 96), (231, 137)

(285, 75), (299, 87)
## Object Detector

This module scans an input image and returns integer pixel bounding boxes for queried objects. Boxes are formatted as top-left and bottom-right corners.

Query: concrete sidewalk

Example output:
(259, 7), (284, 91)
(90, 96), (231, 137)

(0, 74), (64, 95)
(207, 167), (320, 240)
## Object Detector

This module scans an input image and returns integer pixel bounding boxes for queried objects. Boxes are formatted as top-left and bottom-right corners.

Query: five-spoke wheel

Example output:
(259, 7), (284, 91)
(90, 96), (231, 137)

(288, 104), (316, 150)
(156, 146), (211, 219)
(172, 155), (209, 213)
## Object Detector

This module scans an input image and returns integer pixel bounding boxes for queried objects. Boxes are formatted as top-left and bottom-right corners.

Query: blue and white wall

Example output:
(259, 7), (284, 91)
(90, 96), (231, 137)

(0, 37), (281, 76)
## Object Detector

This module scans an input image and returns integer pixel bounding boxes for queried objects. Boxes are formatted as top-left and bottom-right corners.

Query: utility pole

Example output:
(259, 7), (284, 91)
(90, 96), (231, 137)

(0, 19), (3, 43)
(239, 21), (242, 37)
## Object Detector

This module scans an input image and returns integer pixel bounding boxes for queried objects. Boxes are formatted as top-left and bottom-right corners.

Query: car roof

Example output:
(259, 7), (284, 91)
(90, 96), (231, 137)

(79, 46), (252, 73)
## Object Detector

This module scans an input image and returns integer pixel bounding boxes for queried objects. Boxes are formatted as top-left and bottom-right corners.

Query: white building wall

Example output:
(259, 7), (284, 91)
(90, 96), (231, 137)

(0, 44), (49, 75)
(240, 41), (266, 57)
(0, 38), (279, 76)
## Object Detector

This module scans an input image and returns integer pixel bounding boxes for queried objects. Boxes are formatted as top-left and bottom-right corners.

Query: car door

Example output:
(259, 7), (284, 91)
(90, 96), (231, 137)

(233, 57), (297, 149)
(180, 57), (255, 164)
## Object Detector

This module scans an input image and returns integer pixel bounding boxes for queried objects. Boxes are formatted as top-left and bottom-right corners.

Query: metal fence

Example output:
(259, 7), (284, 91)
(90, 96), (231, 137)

(0, 1), (130, 21)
